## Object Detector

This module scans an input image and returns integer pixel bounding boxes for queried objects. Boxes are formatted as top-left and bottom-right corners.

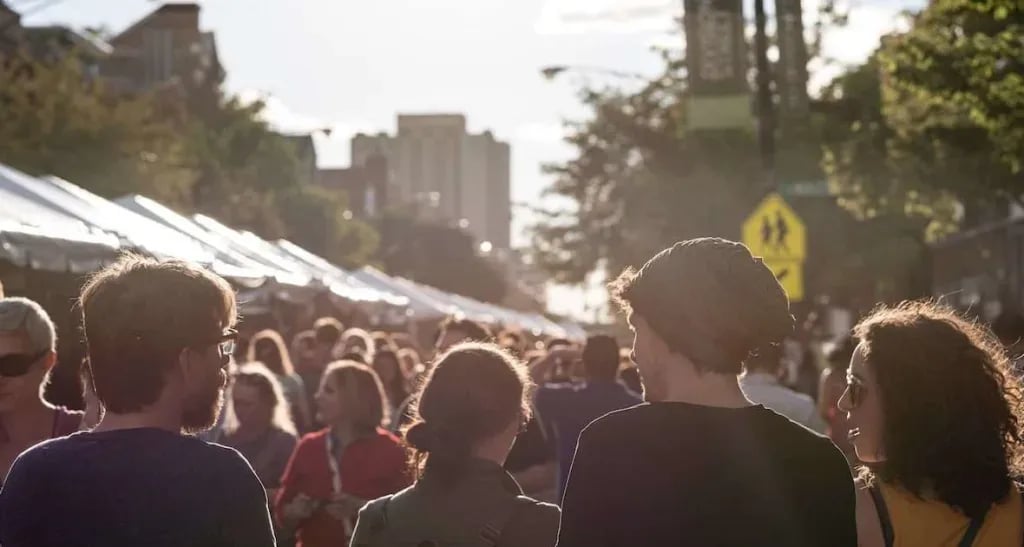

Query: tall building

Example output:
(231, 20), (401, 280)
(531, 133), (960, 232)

(352, 114), (511, 249)
(99, 3), (223, 96)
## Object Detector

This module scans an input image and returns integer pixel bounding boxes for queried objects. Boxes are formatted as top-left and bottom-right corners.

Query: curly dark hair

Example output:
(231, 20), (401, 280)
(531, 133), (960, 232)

(609, 238), (794, 374)
(854, 300), (1024, 519)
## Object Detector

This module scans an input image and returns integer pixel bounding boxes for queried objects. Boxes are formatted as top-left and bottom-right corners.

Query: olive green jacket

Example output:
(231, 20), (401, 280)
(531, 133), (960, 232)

(350, 459), (560, 547)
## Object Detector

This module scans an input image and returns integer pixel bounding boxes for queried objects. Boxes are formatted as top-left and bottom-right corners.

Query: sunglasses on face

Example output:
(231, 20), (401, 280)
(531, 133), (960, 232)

(0, 350), (47, 378)
(843, 373), (867, 409)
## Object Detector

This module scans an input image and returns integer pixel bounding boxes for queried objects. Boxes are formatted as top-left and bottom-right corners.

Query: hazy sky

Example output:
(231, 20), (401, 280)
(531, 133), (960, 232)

(23, 0), (924, 320)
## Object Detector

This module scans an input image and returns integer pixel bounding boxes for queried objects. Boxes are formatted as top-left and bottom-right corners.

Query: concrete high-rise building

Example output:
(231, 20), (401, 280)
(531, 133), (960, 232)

(352, 114), (511, 249)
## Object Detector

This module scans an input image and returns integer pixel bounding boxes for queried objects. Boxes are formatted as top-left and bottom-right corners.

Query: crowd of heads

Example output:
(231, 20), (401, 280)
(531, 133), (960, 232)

(6, 238), (1024, 546)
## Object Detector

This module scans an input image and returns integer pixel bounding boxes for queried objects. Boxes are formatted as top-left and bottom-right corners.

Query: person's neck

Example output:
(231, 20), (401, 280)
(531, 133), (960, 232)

(329, 421), (361, 447)
(657, 356), (751, 408)
(0, 397), (53, 441)
(93, 405), (182, 434)
(472, 433), (513, 466)
(743, 370), (781, 383)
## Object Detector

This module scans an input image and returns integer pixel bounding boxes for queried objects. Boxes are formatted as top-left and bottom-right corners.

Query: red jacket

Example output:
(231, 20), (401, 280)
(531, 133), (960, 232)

(275, 428), (409, 547)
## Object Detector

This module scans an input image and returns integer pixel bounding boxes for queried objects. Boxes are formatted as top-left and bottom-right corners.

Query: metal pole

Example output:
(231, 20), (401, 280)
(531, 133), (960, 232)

(754, 0), (776, 189)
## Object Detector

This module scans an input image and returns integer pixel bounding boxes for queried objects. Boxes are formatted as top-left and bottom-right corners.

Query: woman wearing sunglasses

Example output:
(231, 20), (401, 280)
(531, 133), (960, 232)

(840, 301), (1024, 547)
(0, 297), (81, 485)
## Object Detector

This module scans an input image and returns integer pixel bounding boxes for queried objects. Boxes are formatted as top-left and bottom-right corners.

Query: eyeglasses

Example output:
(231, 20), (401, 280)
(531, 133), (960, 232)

(843, 373), (867, 409)
(0, 350), (47, 378)
(194, 329), (237, 358)
(215, 329), (238, 357)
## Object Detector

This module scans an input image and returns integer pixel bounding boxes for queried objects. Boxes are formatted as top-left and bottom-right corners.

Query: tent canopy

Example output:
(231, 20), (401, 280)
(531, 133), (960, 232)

(0, 164), (122, 272)
(274, 240), (408, 306)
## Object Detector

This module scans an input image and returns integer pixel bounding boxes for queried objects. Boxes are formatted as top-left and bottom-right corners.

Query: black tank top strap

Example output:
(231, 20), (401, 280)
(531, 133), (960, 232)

(868, 484), (895, 547)
(958, 507), (988, 547)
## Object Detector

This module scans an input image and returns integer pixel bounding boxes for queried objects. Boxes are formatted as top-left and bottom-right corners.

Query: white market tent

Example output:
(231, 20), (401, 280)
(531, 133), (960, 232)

(191, 214), (312, 289)
(0, 165), (217, 269)
(114, 194), (275, 285)
(351, 267), (455, 321)
(273, 240), (408, 307)
(0, 176), (121, 272)
(402, 278), (568, 338)
(0, 164), (586, 336)
(0, 164), (124, 271)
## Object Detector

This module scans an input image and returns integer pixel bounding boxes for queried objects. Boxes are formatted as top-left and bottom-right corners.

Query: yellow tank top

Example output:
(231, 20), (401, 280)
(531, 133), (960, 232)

(879, 482), (1023, 547)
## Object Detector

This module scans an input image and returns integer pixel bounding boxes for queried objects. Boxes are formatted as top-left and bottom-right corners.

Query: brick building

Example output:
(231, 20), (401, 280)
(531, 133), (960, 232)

(100, 3), (222, 96)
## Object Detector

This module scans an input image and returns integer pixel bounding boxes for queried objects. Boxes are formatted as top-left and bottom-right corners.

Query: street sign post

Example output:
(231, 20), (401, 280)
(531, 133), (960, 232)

(683, 0), (752, 130)
(742, 193), (806, 301)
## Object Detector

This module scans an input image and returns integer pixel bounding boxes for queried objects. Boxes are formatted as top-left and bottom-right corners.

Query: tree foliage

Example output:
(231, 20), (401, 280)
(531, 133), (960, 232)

(824, 0), (1024, 239)
(0, 52), (193, 206)
(379, 211), (507, 304)
(531, 54), (763, 284)
(0, 50), (379, 267)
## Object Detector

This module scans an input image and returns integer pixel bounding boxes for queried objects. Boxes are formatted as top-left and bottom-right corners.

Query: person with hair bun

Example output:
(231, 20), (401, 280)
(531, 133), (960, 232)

(350, 342), (560, 547)
(558, 238), (856, 547)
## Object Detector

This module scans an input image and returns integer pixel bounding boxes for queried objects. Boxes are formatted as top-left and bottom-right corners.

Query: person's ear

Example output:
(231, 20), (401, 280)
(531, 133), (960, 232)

(177, 347), (200, 385)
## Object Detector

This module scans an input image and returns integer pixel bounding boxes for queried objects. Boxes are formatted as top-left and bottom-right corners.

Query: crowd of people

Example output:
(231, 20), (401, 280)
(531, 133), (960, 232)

(0, 237), (1022, 546)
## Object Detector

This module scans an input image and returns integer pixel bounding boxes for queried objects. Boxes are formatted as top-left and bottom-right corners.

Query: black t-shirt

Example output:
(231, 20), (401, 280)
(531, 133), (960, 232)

(0, 427), (275, 547)
(503, 413), (554, 474)
(558, 402), (857, 547)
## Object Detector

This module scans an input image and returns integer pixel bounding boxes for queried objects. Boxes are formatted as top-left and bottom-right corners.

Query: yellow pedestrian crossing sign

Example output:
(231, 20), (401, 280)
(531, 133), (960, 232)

(762, 258), (804, 303)
(742, 193), (806, 261)
(742, 193), (806, 302)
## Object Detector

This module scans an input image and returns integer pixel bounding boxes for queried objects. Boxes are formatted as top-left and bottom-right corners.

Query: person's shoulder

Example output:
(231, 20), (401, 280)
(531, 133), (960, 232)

(371, 427), (403, 446)
(539, 381), (582, 393)
(756, 405), (824, 437)
(6, 434), (76, 467)
(760, 409), (851, 471)
(198, 435), (257, 465)
(269, 427), (298, 444)
(579, 403), (650, 438)
(504, 497), (561, 546)
(358, 492), (397, 521)
(518, 498), (560, 521)
(297, 428), (329, 447)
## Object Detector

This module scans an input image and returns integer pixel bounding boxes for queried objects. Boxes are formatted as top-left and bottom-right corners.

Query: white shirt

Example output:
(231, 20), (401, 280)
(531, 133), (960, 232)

(740, 372), (826, 433)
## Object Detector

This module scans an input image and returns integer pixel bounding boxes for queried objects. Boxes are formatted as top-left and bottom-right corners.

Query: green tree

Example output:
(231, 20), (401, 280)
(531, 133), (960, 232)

(530, 54), (764, 284)
(278, 185), (378, 268)
(0, 52), (193, 206)
(379, 211), (507, 303)
(826, 0), (1024, 237)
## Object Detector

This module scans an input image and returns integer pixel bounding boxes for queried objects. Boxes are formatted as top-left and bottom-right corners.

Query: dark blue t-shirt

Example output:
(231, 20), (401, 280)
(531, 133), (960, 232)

(0, 427), (276, 547)
(535, 380), (642, 498)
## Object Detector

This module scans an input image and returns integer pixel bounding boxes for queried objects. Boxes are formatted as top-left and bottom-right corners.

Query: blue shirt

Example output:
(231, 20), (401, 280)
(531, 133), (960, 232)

(0, 427), (275, 547)
(535, 380), (642, 499)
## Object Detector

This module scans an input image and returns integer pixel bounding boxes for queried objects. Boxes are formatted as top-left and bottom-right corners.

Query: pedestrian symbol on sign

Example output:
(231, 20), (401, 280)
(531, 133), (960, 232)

(742, 193), (806, 302)
(742, 194), (805, 261)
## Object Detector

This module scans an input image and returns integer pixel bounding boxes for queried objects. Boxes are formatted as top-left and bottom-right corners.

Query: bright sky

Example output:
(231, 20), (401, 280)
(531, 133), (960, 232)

(24, 0), (923, 322)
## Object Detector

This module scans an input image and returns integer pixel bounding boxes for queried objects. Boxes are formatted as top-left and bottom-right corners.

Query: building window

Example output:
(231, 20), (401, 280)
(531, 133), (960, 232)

(143, 29), (174, 86)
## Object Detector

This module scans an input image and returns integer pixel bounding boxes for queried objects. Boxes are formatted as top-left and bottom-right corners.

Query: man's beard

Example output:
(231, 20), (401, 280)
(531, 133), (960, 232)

(182, 381), (225, 434)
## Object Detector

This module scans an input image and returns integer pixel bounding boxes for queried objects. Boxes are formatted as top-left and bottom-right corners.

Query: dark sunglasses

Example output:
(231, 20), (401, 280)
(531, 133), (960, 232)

(843, 373), (867, 409)
(0, 350), (47, 378)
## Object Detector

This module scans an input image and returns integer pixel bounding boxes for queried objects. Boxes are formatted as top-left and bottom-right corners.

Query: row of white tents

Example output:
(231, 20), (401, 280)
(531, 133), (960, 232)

(0, 162), (584, 340)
